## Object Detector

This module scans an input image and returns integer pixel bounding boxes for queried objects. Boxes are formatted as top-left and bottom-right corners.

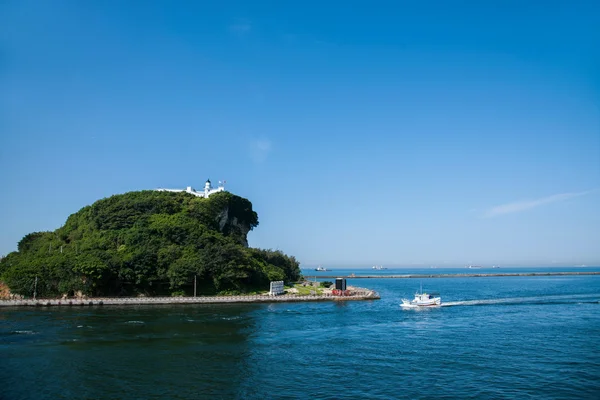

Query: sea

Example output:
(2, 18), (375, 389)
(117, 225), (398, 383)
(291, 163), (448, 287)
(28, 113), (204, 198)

(2, 266), (599, 399)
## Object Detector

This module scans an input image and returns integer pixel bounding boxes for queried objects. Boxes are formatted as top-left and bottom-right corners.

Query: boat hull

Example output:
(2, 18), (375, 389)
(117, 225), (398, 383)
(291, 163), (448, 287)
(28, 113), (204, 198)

(400, 296), (441, 308)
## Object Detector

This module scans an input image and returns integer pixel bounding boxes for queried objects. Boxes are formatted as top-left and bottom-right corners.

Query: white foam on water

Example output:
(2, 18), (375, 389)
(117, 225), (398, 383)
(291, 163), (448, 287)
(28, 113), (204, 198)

(441, 293), (600, 307)
(124, 320), (145, 324)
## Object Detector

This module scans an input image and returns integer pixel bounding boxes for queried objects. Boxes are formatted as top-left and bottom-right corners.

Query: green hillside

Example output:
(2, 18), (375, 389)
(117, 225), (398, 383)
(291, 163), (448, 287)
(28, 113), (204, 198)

(0, 191), (301, 297)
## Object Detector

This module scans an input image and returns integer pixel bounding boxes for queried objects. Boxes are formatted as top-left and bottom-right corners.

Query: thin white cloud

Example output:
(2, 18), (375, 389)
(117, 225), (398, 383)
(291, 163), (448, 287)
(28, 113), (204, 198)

(229, 19), (252, 35)
(249, 138), (272, 163)
(484, 190), (592, 218)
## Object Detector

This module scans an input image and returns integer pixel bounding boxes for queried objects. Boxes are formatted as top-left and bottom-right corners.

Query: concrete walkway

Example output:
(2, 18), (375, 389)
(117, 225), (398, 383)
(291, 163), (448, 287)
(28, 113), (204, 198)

(0, 291), (380, 307)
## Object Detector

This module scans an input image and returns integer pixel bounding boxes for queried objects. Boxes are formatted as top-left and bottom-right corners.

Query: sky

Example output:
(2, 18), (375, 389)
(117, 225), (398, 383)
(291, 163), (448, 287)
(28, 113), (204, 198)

(1, 1), (599, 268)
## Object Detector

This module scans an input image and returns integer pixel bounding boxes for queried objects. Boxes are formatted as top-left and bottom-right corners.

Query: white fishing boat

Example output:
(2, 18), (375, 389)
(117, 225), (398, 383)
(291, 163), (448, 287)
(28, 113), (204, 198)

(315, 266), (327, 271)
(401, 284), (441, 308)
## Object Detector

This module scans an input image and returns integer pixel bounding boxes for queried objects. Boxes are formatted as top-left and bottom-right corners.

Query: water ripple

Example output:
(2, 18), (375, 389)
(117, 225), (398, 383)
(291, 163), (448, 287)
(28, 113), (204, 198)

(2, 276), (600, 399)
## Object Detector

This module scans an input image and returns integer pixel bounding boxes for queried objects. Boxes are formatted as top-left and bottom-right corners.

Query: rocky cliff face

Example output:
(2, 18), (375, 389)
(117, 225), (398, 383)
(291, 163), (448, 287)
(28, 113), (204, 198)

(217, 206), (251, 247)
(208, 191), (258, 247)
(0, 281), (15, 299)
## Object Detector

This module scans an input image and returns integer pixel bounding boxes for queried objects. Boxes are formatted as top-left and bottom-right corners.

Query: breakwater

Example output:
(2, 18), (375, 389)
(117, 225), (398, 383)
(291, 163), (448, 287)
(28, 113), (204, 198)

(0, 291), (379, 307)
(305, 271), (600, 279)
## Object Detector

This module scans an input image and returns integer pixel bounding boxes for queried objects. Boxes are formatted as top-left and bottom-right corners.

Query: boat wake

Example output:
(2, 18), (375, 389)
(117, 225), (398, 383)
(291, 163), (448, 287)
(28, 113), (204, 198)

(441, 293), (600, 307)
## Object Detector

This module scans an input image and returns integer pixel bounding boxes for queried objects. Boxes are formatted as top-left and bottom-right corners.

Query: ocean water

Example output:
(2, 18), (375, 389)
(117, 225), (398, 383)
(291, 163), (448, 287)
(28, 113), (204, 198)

(2, 270), (599, 399)
(304, 265), (600, 276)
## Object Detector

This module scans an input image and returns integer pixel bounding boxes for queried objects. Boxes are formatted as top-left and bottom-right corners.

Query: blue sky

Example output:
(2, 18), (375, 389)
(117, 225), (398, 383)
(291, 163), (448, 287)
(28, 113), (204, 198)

(1, 1), (599, 267)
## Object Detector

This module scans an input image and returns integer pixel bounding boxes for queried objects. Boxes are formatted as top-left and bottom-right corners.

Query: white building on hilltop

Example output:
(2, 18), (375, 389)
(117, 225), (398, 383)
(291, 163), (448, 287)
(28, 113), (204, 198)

(156, 179), (226, 198)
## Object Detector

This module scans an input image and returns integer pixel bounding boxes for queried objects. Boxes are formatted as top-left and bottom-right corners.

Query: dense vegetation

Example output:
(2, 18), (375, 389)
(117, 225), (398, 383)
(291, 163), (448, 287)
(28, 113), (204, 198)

(0, 191), (301, 297)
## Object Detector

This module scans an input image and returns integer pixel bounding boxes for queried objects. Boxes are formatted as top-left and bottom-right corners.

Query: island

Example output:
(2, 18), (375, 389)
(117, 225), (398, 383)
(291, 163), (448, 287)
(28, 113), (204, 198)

(0, 188), (304, 299)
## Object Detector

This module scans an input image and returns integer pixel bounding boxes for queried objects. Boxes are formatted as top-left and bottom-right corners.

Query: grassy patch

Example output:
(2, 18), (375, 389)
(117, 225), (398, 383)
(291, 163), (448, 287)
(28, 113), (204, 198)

(291, 283), (324, 295)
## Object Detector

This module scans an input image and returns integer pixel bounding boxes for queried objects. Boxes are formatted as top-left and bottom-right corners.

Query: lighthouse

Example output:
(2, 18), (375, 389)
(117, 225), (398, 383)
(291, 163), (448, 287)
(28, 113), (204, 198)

(155, 178), (225, 198)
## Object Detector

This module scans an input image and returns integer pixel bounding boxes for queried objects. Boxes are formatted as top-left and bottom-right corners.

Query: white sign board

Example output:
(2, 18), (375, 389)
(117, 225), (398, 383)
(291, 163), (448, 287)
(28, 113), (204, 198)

(269, 281), (284, 296)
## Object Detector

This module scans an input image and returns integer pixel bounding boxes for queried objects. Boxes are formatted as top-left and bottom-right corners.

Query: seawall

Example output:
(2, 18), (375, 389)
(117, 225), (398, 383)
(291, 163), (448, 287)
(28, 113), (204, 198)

(305, 271), (600, 279)
(0, 291), (380, 307)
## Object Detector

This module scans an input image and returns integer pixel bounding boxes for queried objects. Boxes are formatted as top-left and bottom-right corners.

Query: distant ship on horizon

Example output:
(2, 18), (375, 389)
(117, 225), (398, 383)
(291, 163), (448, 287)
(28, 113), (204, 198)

(372, 265), (387, 270)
